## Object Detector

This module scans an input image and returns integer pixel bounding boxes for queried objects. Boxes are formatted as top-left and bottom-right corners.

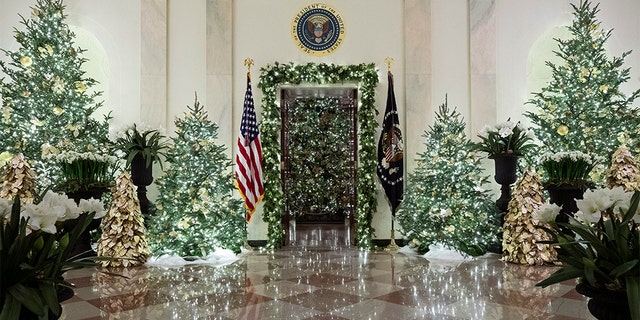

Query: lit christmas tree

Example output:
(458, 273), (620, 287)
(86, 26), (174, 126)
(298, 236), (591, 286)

(397, 98), (498, 256)
(0, 0), (109, 188)
(147, 95), (245, 256)
(526, 1), (640, 160)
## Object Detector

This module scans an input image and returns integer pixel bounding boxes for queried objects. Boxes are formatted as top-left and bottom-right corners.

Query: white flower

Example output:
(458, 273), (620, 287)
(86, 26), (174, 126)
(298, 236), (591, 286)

(498, 126), (513, 138)
(532, 203), (562, 223)
(576, 189), (613, 222)
(478, 125), (492, 138)
(40, 190), (82, 221)
(606, 186), (633, 215)
(22, 202), (64, 234)
(79, 198), (107, 219)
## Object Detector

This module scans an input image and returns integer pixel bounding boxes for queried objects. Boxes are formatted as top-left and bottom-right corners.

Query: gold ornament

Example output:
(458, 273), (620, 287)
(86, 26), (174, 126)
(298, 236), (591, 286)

(556, 125), (569, 136)
(74, 81), (86, 93)
(501, 167), (557, 265)
(52, 107), (64, 115)
(97, 171), (150, 267)
(20, 56), (33, 67)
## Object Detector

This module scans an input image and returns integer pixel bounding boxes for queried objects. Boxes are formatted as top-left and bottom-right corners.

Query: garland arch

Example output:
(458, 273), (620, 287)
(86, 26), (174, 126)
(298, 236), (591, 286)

(258, 62), (379, 249)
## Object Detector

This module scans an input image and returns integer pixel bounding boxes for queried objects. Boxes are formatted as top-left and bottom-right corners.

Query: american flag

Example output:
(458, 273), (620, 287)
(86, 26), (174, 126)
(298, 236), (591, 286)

(235, 73), (264, 221)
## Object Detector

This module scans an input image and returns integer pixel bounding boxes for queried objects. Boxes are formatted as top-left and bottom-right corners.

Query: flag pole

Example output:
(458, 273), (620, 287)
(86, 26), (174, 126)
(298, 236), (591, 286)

(243, 217), (253, 251)
(384, 57), (399, 253)
(385, 208), (399, 252)
(242, 57), (255, 252)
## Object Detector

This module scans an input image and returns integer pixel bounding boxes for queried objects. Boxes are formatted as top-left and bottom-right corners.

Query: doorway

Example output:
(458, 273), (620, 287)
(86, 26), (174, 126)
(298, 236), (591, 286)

(280, 86), (358, 247)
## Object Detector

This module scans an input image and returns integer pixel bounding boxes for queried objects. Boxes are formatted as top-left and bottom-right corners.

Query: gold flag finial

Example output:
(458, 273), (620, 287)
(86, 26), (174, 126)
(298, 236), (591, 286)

(384, 57), (394, 72)
(244, 58), (254, 73)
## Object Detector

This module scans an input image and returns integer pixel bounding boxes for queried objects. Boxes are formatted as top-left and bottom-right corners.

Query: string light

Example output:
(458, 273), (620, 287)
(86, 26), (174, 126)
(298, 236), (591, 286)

(525, 1), (640, 171)
(0, 0), (110, 190)
(147, 96), (245, 256)
(397, 99), (499, 257)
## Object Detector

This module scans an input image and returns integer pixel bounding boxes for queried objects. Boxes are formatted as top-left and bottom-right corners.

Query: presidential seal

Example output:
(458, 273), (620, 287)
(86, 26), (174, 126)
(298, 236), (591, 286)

(291, 3), (345, 57)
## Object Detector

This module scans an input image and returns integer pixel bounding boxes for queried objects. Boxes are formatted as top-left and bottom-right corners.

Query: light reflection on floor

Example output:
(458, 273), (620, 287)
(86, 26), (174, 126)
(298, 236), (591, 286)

(60, 226), (596, 320)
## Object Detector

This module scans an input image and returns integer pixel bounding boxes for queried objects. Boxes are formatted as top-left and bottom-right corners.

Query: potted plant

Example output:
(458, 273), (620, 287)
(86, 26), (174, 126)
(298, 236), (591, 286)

(533, 187), (639, 320)
(473, 119), (536, 157)
(472, 119), (537, 236)
(0, 192), (107, 319)
(539, 151), (604, 226)
(110, 123), (169, 216)
(110, 123), (169, 170)
(42, 150), (116, 257)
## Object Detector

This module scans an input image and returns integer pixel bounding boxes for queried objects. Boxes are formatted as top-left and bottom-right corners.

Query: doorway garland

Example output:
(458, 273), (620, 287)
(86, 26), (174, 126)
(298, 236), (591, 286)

(257, 62), (379, 249)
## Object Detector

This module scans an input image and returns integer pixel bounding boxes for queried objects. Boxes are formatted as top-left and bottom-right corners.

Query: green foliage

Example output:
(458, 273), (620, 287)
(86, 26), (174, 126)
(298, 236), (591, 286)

(147, 95), (244, 256)
(0, 197), (99, 319)
(539, 151), (603, 189)
(536, 191), (640, 318)
(0, 0), (110, 190)
(397, 98), (499, 257)
(258, 62), (379, 249)
(526, 1), (640, 162)
(471, 120), (536, 157)
(111, 123), (170, 169)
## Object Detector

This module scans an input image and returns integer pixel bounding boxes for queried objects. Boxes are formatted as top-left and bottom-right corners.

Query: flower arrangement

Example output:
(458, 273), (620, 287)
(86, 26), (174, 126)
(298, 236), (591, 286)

(472, 119), (536, 157)
(0, 191), (106, 319)
(533, 187), (639, 318)
(539, 151), (603, 189)
(43, 150), (117, 193)
(110, 123), (169, 169)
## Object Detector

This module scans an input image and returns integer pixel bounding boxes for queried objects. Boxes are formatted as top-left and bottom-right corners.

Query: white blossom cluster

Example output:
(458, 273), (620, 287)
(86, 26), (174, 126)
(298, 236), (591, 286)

(42, 150), (117, 164)
(532, 186), (640, 224)
(478, 120), (535, 140)
(0, 191), (106, 234)
(108, 122), (165, 142)
(539, 150), (604, 165)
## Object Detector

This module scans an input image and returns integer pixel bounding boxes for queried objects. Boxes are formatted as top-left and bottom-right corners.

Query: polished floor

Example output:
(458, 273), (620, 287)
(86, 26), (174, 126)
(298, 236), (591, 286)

(60, 226), (596, 319)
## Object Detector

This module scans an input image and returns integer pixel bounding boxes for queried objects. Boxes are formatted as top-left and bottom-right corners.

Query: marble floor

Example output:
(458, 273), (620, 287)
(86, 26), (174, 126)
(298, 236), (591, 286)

(60, 226), (597, 320)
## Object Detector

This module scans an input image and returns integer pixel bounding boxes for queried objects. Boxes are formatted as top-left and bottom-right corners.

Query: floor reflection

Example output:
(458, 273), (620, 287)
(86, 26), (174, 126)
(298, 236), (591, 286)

(61, 247), (596, 319)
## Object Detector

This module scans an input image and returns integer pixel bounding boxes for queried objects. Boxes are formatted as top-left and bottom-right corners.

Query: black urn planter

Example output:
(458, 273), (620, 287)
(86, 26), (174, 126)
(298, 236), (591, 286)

(490, 154), (520, 213)
(130, 154), (154, 217)
(545, 184), (586, 233)
(575, 282), (631, 320)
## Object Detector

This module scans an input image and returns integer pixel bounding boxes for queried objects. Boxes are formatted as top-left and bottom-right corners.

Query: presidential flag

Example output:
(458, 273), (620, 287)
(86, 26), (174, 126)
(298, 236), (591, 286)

(235, 73), (264, 221)
(376, 71), (404, 215)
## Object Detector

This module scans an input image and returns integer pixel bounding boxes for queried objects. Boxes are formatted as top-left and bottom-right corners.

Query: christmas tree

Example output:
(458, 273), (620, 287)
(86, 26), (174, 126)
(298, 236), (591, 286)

(97, 171), (150, 267)
(526, 1), (640, 160)
(147, 95), (245, 256)
(502, 168), (557, 265)
(0, 0), (110, 188)
(397, 97), (498, 256)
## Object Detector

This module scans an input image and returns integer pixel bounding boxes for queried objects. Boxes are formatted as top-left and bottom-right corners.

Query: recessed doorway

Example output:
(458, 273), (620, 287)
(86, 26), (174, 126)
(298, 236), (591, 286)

(280, 86), (358, 247)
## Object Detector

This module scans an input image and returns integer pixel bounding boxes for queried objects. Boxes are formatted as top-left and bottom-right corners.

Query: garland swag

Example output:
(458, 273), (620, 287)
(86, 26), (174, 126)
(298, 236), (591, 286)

(258, 62), (379, 249)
